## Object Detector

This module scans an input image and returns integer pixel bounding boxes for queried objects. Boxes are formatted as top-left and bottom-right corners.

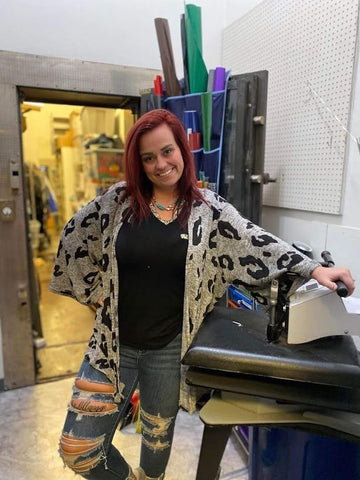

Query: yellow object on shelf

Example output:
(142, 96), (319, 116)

(56, 129), (73, 149)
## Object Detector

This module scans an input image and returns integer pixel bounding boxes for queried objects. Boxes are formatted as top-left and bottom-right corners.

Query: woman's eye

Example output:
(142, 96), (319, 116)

(164, 147), (173, 156)
(143, 155), (154, 163)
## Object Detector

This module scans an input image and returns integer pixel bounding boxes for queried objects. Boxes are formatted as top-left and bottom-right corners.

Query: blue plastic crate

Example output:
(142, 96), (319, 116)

(249, 427), (360, 480)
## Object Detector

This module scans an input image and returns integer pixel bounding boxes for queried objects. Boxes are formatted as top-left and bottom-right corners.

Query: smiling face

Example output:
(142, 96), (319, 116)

(139, 123), (184, 195)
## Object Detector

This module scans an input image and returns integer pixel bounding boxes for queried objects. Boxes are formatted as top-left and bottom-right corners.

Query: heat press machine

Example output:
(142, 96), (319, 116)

(182, 251), (360, 480)
(267, 250), (359, 344)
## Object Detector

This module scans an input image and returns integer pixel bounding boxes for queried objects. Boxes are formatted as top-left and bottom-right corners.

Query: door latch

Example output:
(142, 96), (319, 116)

(10, 160), (21, 189)
(251, 173), (277, 184)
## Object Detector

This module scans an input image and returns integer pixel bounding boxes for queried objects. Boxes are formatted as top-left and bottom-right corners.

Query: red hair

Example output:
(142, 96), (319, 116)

(122, 109), (205, 226)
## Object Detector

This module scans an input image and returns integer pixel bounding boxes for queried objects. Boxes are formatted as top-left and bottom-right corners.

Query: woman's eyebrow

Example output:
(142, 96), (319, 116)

(140, 144), (174, 157)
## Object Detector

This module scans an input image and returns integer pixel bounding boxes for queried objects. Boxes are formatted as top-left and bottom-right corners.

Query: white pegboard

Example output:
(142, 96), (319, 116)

(223, 0), (359, 214)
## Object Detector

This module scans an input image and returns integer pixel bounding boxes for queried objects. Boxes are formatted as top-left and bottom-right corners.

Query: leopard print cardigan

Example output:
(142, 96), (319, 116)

(50, 182), (319, 413)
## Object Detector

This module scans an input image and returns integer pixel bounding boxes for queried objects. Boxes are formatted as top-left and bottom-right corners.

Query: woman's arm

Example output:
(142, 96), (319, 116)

(212, 197), (355, 298)
(49, 198), (104, 305)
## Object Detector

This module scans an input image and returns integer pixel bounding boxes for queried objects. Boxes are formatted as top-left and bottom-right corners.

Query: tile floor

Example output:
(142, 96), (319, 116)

(0, 377), (248, 480)
(33, 249), (94, 383)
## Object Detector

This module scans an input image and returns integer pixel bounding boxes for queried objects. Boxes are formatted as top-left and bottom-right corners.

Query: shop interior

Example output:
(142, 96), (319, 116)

(1, 0), (359, 476)
(22, 102), (135, 383)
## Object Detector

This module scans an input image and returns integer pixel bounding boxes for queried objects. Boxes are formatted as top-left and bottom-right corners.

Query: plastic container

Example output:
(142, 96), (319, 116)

(249, 427), (360, 480)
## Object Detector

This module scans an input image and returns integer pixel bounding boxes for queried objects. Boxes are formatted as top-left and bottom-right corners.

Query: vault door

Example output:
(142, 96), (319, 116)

(0, 51), (159, 390)
(219, 71), (271, 225)
(0, 84), (35, 389)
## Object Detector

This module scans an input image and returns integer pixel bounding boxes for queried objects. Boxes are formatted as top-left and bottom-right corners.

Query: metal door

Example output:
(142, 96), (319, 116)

(0, 51), (159, 390)
(219, 71), (273, 225)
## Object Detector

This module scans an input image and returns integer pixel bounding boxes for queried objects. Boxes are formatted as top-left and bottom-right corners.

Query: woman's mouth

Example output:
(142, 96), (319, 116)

(157, 167), (174, 177)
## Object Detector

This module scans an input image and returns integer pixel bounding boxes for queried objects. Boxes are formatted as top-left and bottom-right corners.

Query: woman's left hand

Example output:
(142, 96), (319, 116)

(311, 265), (355, 296)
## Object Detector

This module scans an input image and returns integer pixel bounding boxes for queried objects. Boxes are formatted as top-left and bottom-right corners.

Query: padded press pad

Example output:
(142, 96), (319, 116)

(182, 306), (360, 388)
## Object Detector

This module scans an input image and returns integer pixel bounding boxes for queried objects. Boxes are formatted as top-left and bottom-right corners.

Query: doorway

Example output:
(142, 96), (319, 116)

(21, 102), (135, 383)
(0, 51), (159, 392)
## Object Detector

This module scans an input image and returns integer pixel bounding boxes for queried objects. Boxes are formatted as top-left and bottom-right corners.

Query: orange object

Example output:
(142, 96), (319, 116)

(188, 132), (201, 150)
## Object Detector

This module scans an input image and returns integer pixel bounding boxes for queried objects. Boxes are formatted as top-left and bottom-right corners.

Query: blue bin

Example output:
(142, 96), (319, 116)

(249, 427), (360, 480)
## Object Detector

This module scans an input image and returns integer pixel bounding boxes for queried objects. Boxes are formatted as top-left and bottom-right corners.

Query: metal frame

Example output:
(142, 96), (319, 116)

(0, 50), (159, 390)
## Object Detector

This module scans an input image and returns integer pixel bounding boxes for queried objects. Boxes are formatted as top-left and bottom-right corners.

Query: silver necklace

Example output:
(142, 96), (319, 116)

(149, 198), (181, 225)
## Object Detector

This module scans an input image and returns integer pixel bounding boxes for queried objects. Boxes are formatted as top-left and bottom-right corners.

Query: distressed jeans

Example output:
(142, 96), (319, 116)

(59, 333), (182, 479)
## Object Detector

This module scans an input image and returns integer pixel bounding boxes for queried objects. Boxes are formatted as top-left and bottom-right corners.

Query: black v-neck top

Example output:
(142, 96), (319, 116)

(115, 214), (188, 349)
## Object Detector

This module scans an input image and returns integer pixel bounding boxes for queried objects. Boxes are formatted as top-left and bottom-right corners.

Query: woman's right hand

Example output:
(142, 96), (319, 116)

(311, 266), (355, 296)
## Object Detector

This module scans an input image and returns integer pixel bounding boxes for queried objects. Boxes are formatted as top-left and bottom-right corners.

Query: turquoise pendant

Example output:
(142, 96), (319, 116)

(155, 199), (179, 211)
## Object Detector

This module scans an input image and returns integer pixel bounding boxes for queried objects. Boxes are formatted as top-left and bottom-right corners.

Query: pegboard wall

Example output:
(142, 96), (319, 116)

(223, 0), (359, 214)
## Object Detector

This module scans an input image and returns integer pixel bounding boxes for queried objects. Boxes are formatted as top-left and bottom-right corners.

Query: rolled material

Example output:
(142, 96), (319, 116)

(213, 67), (226, 91)
(154, 18), (181, 97)
(185, 4), (208, 93)
(207, 69), (215, 91)
(184, 110), (200, 133)
(188, 132), (201, 150)
(201, 92), (212, 151)
(180, 14), (190, 95)
(153, 75), (163, 95)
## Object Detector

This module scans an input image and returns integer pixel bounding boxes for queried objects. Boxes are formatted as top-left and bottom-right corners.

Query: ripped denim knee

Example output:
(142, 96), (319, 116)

(140, 406), (176, 454)
(59, 377), (119, 475)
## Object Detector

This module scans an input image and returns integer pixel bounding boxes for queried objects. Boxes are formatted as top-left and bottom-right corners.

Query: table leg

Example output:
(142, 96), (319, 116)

(196, 424), (232, 480)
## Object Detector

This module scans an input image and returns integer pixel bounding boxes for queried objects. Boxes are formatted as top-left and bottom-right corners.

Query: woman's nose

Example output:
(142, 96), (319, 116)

(155, 154), (168, 169)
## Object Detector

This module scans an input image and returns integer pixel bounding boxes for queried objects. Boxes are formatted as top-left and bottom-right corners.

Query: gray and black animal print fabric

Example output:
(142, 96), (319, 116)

(50, 182), (319, 413)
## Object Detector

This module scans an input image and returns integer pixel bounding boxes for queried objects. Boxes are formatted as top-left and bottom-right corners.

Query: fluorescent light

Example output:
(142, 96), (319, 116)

(23, 101), (44, 108)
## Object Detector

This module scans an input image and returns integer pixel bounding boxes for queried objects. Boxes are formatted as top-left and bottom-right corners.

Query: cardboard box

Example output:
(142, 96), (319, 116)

(81, 107), (115, 136)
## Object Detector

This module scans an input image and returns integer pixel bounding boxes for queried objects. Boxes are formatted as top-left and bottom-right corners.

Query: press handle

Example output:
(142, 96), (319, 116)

(320, 250), (349, 297)
(334, 280), (349, 297)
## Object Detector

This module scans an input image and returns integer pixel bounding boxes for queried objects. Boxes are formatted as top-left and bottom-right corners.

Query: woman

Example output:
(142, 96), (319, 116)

(50, 109), (354, 480)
